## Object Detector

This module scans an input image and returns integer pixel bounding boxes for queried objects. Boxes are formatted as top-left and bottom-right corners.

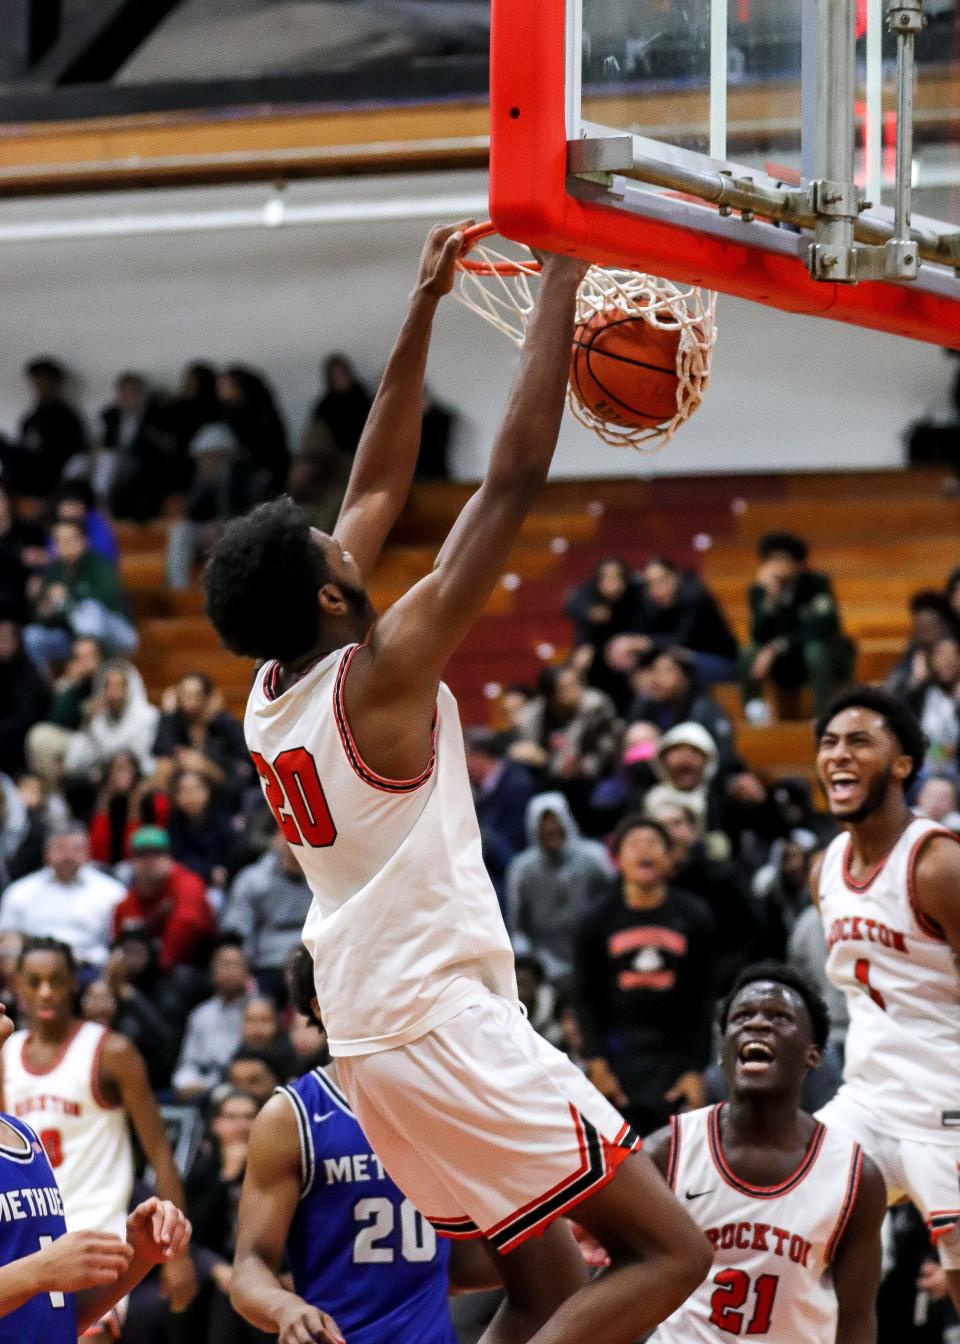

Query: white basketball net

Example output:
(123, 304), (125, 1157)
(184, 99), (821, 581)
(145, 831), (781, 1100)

(454, 237), (717, 453)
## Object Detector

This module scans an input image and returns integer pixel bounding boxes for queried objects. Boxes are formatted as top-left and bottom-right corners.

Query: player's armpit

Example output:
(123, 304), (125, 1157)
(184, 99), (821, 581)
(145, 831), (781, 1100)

(832, 1153), (885, 1344)
(912, 833), (960, 959)
(640, 1126), (673, 1184)
(230, 1095), (307, 1334)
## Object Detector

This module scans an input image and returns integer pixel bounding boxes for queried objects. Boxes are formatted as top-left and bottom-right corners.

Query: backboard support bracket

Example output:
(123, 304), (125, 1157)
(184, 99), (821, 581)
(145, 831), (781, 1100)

(568, 137), (958, 279)
(489, 0), (960, 346)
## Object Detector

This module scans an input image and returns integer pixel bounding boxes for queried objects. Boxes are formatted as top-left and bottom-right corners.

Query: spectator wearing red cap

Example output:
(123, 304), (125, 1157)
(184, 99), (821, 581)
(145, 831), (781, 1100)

(112, 826), (216, 972)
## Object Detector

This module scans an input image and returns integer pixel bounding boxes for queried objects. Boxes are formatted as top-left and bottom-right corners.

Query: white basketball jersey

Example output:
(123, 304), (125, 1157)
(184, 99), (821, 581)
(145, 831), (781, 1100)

(3, 1022), (134, 1235)
(820, 818), (960, 1140)
(651, 1106), (863, 1344)
(245, 644), (517, 1056)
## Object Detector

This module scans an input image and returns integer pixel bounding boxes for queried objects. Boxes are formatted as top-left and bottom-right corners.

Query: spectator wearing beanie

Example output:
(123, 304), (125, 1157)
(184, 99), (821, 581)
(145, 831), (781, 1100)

(112, 826), (216, 971)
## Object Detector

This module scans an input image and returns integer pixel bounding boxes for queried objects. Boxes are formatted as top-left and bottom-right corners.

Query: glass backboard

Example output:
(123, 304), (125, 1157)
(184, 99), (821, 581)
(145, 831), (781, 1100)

(488, 0), (960, 346)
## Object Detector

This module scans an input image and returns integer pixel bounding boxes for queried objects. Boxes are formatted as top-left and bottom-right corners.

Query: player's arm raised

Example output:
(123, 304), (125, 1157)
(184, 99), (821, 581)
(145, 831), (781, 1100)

(333, 221), (473, 580)
(231, 1095), (346, 1344)
(99, 1033), (198, 1310)
(832, 1153), (885, 1344)
(348, 252), (589, 747)
(912, 833), (960, 961)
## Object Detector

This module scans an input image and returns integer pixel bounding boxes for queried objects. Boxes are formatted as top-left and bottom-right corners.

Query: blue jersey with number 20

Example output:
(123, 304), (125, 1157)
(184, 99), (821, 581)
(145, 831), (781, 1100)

(281, 1070), (456, 1344)
(0, 1114), (77, 1344)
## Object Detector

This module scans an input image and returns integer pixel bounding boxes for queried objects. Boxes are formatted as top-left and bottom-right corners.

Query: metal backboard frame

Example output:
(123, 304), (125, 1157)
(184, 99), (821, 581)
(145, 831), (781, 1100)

(489, 0), (960, 346)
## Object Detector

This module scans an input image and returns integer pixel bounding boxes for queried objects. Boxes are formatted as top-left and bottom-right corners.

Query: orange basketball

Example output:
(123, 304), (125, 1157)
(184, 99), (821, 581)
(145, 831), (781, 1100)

(570, 307), (682, 428)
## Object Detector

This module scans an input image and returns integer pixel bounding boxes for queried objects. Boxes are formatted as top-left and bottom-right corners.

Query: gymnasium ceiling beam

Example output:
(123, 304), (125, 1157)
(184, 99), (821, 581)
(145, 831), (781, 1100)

(26, 0), (185, 85)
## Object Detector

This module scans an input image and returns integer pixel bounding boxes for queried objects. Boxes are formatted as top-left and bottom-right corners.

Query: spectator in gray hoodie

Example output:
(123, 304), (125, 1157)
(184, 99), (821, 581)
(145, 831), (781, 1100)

(506, 792), (612, 981)
(220, 830), (312, 1003)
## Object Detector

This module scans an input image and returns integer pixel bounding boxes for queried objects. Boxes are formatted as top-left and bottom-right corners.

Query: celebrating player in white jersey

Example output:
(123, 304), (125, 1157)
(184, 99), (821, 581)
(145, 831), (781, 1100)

(812, 685), (960, 1310)
(203, 224), (710, 1344)
(0, 938), (197, 1321)
(645, 962), (885, 1344)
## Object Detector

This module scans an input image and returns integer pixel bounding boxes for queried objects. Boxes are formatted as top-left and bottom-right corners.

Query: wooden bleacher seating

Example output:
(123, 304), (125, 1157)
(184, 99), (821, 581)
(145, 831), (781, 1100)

(115, 466), (954, 786)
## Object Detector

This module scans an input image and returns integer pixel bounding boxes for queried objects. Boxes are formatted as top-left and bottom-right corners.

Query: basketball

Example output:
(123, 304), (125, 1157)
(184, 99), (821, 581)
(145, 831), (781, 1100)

(570, 307), (682, 429)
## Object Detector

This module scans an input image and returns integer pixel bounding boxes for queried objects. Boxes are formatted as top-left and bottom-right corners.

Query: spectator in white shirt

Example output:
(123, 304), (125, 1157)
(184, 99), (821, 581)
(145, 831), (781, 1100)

(0, 822), (125, 967)
(172, 935), (251, 1103)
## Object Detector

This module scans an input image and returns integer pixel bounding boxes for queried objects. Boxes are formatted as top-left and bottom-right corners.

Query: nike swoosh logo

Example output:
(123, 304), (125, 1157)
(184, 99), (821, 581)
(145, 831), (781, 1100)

(685, 1189), (714, 1200)
(313, 1111), (335, 1123)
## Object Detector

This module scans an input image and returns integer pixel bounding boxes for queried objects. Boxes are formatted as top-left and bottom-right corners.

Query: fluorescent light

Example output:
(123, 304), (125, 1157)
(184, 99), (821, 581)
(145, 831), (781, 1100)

(0, 192), (489, 244)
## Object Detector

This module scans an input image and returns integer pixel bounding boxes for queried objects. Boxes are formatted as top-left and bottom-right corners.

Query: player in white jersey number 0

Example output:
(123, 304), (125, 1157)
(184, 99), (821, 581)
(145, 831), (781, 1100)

(204, 224), (711, 1344)
(812, 685), (960, 1312)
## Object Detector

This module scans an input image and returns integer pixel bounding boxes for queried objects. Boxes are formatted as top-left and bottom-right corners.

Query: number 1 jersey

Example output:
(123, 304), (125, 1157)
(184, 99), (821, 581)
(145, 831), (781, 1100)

(0, 1114), (77, 1344)
(280, 1068), (455, 1344)
(819, 817), (960, 1139)
(651, 1106), (863, 1344)
(245, 644), (517, 1056)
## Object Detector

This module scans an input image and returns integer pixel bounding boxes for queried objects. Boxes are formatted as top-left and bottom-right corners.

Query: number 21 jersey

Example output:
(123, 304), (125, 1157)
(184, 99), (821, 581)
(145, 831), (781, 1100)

(651, 1106), (863, 1344)
(819, 817), (960, 1139)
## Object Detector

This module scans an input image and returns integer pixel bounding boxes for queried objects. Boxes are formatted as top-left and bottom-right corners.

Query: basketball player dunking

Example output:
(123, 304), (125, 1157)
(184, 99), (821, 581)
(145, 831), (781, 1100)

(645, 961), (885, 1344)
(204, 224), (710, 1344)
(812, 685), (960, 1310)
(0, 938), (197, 1327)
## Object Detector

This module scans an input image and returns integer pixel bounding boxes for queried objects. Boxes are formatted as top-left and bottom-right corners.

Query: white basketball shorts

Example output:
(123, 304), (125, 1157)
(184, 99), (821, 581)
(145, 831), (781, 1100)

(337, 992), (641, 1254)
(817, 1089), (960, 1269)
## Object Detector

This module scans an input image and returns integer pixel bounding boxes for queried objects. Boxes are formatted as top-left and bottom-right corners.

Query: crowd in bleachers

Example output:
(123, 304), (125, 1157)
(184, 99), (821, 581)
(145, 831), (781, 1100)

(3, 357), (960, 1340)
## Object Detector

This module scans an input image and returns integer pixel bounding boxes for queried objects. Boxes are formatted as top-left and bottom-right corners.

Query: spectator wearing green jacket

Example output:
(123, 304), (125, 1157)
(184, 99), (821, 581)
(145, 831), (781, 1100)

(24, 519), (136, 671)
(740, 531), (855, 718)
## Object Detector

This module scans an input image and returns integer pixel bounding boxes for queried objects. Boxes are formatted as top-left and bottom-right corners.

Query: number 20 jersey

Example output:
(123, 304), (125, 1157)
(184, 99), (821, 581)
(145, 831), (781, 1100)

(280, 1068), (455, 1344)
(651, 1106), (863, 1344)
(245, 643), (517, 1056)
(819, 817), (960, 1139)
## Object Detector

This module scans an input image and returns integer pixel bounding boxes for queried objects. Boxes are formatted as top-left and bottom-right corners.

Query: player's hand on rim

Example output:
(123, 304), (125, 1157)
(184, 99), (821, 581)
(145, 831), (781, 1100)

(34, 1228), (133, 1293)
(416, 220), (476, 299)
(276, 1298), (347, 1344)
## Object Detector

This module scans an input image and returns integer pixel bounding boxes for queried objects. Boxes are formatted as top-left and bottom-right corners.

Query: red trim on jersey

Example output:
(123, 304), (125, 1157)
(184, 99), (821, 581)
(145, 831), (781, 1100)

(333, 644), (437, 793)
(20, 1020), (84, 1076)
(707, 1104), (826, 1198)
(905, 828), (955, 942)
(89, 1026), (120, 1111)
(841, 829), (906, 893)
(826, 1143), (864, 1262)
(666, 1113), (681, 1191)
(261, 656), (326, 704)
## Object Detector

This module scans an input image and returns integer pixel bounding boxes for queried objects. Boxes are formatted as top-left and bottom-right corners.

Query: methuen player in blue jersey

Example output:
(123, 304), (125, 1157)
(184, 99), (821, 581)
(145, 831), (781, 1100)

(0, 1005), (191, 1343)
(231, 948), (497, 1343)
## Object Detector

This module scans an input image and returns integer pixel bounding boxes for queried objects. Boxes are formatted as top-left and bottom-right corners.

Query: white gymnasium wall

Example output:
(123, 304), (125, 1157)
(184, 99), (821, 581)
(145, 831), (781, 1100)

(0, 170), (950, 480)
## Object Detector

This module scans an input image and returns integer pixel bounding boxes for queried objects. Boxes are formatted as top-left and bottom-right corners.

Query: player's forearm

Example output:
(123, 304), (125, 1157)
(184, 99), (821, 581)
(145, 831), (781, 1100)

(483, 260), (584, 496)
(147, 1142), (187, 1212)
(230, 1252), (304, 1333)
(75, 1250), (156, 1332)
(0, 1251), (49, 1318)
(340, 291), (439, 510)
(836, 1309), (877, 1344)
